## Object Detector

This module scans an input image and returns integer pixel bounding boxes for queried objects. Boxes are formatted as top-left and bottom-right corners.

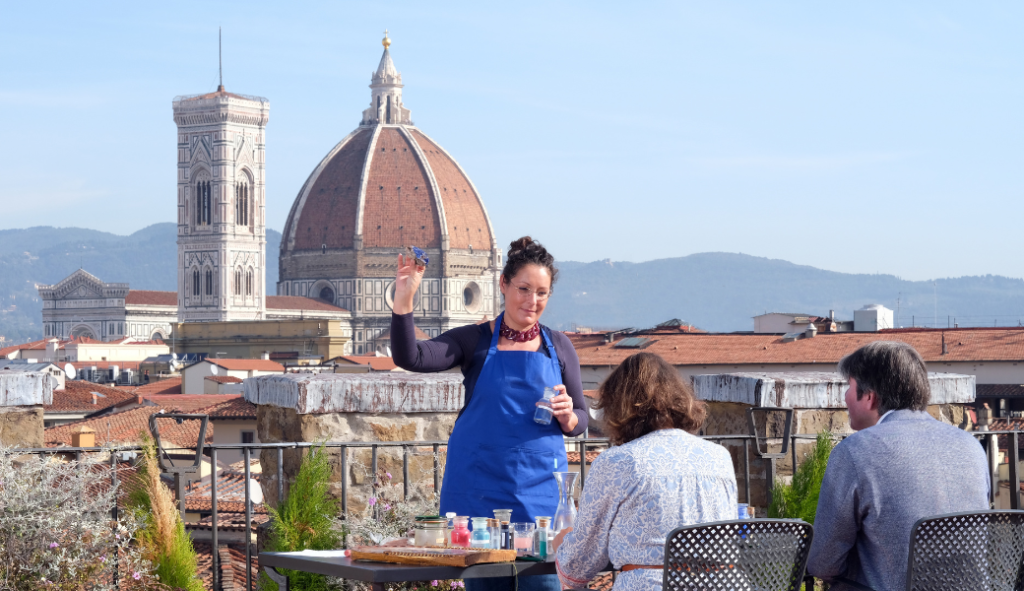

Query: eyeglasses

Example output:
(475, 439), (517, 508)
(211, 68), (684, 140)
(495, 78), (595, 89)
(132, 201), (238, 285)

(511, 282), (551, 301)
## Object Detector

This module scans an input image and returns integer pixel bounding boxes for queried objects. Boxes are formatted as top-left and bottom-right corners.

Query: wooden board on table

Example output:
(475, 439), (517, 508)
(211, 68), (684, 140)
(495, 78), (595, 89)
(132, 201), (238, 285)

(349, 546), (518, 567)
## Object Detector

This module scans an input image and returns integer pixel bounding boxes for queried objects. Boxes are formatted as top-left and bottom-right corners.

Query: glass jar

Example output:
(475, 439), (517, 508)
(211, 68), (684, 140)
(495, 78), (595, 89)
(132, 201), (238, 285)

(451, 516), (471, 548)
(413, 518), (448, 547)
(470, 517), (491, 548)
(445, 512), (457, 545)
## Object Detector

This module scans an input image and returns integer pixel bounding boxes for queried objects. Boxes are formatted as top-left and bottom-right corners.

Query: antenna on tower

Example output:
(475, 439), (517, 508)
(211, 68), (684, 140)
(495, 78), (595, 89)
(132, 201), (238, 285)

(218, 27), (223, 90)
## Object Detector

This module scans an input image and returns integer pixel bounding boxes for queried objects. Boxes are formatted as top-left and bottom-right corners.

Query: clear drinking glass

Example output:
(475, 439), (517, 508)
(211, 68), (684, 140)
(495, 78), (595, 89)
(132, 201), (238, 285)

(512, 522), (536, 556)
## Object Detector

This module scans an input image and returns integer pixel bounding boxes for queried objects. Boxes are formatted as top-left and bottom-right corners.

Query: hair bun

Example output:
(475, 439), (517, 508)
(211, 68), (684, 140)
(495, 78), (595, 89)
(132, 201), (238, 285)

(508, 236), (535, 255)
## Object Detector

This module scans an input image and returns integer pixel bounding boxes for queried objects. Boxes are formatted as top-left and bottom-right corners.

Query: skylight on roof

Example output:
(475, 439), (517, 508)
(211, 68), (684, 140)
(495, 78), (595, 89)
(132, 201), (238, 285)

(91, 392), (106, 398)
(615, 337), (653, 349)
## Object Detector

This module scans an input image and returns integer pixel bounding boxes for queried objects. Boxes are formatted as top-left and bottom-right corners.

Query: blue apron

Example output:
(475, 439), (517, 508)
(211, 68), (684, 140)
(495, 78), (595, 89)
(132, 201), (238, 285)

(440, 312), (568, 523)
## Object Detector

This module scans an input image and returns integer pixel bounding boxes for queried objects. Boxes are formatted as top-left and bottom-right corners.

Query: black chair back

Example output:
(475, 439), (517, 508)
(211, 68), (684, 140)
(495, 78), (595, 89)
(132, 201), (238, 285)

(906, 510), (1024, 591)
(664, 518), (813, 591)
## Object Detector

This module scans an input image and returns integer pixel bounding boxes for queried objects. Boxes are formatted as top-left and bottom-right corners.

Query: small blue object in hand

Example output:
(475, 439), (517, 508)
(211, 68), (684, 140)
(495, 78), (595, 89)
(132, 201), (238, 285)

(408, 245), (429, 267)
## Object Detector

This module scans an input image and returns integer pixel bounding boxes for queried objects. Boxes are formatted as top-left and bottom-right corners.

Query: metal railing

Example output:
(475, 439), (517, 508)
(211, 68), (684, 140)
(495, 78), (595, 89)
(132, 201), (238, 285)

(10, 427), (1023, 590)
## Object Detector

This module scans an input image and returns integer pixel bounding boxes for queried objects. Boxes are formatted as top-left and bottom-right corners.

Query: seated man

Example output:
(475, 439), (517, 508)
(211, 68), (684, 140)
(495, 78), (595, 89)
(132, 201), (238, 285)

(807, 341), (989, 591)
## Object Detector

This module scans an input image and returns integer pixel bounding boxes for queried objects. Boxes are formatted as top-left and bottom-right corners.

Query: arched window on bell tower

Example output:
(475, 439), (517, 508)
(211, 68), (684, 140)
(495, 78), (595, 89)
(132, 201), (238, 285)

(205, 269), (213, 296)
(386, 94), (392, 124)
(235, 178), (250, 227)
(193, 174), (212, 227)
(192, 269), (200, 296)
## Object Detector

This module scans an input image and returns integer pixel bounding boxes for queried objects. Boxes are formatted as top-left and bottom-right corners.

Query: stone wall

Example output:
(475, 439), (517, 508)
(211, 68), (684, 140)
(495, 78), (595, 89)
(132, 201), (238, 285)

(245, 372), (463, 512)
(0, 369), (54, 448)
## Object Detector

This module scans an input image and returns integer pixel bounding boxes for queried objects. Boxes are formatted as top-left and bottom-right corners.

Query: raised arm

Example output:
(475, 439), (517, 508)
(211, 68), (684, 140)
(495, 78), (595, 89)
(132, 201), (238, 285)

(391, 312), (471, 372)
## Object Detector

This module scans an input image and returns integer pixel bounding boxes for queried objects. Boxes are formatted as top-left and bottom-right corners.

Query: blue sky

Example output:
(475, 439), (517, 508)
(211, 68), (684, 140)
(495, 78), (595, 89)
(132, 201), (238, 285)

(1, 1), (1021, 280)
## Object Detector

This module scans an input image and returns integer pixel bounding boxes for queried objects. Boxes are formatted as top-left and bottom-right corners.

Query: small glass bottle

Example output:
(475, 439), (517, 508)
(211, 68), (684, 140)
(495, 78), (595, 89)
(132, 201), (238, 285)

(534, 387), (556, 424)
(493, 509), (513, 549)
(534, 516), (552, 558)
(470, 517), (491, 548)
(445, 512), (457, 545)
(451, 516), (471, 548)
(488, 518), (502, 550)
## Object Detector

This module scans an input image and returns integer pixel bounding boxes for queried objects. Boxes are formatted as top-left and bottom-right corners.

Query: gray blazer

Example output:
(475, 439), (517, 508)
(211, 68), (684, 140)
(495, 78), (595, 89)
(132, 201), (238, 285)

(806, 410), (990, 591)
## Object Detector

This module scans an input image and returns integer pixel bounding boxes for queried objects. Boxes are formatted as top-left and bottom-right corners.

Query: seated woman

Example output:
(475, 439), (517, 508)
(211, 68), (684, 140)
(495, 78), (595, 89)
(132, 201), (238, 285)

(555, 352), (738, 591)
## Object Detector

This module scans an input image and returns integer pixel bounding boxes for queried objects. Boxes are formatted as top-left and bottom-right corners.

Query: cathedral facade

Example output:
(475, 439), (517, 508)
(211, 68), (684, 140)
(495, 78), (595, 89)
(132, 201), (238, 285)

(278, 34), (502, 354)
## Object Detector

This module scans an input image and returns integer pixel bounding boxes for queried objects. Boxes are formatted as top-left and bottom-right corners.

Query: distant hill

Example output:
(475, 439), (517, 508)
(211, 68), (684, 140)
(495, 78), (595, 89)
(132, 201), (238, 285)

(2, 230), (1023, 344)
(0, 224), (281, 343)
(542, 253), (1024, 332)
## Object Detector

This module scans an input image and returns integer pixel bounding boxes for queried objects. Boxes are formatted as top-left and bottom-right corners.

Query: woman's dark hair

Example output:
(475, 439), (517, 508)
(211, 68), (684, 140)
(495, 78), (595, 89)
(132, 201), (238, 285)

(501, 236), (558, 287)
(838, 341), (931, 413)
(594, 352), (706, 445)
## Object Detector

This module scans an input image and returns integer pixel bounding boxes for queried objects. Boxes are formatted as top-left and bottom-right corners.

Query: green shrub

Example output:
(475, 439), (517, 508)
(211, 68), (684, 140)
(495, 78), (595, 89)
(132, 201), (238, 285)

(261, 443), (342, 591)
(767, 431), (836, 524)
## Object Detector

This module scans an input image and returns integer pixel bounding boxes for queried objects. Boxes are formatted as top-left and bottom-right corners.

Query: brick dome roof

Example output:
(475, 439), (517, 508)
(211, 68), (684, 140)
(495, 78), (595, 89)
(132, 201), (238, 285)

(281, 124), (495, 254)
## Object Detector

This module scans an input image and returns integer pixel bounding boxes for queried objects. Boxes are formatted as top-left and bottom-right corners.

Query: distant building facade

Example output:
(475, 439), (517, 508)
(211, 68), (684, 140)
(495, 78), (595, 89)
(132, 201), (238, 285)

(38, 269), (176, 342)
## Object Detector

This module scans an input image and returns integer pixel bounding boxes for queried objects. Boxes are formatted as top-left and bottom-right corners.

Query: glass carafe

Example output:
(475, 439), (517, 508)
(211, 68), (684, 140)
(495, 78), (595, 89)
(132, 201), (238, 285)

(552, 471), (578, 533)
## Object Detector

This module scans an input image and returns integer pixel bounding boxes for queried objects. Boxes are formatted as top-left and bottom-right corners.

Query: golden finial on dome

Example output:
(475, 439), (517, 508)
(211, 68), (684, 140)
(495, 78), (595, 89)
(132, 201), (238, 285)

(382, 29), (391, 49)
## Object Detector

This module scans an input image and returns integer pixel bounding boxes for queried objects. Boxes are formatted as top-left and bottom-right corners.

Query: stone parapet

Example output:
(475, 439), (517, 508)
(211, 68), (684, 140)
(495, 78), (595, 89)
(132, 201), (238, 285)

(0, 369), (53, 448)
(693, 371), (974, 408)
(0, 369), (54, 407)
(246, 373), (462, 511)
(244, 372), (464, 414)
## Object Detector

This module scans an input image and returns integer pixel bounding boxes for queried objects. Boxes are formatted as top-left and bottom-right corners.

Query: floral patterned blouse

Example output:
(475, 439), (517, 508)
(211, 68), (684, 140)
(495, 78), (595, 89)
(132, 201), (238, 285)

(555, 429), (738, 591)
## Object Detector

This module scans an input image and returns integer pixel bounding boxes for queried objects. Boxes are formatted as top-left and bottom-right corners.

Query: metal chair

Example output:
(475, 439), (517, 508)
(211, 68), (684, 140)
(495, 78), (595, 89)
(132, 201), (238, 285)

(663, 518), (814, 591)
(834, 510), (1024, 591)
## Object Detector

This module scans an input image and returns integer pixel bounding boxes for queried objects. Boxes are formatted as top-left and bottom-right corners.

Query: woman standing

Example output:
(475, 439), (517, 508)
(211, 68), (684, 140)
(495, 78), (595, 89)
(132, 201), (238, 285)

(391, 237), (587, 591)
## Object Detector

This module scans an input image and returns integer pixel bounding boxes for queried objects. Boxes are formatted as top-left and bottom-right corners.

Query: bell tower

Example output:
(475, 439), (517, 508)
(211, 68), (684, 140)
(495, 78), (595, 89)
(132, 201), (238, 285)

(172, 72), (270, 322)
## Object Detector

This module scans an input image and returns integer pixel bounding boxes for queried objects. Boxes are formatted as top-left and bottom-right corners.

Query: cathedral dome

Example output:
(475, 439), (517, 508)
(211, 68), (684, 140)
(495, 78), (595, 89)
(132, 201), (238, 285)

(281, 41), (495, 257)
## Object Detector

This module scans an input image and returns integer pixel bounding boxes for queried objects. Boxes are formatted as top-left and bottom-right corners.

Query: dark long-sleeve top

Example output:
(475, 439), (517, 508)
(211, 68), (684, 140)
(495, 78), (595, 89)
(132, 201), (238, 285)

(391, 312), (588, 437)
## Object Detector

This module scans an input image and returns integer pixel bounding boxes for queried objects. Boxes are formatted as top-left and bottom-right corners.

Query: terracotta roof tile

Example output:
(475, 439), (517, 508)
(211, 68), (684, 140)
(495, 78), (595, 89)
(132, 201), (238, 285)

(978, 384), (1024, 398)
(124, 290), (177, 306)
(185, 470), (266, 514)
(205, 375), (244, 384)
(139, 394), (242, 413)
(266, 295), (348, 312)
(573, 327), (1024, 367)
(285, 128), (372, 251)
(44, 406), (211, 448)
(362, 128), (442, 249)
(44, 380), (138, 413)
(128, 376), (183, 396)
(410, 130), (492, 250)
(205, 397), (257, 419)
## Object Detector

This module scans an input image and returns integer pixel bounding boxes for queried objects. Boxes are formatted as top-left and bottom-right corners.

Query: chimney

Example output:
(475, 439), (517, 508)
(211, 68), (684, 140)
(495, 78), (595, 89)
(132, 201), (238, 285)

(829, 310), (835, 321)
(805, 321), (818, 338)
(261, 351), (270, 361)
(70, 426), (97, 448)
(941, 333), (948, 355)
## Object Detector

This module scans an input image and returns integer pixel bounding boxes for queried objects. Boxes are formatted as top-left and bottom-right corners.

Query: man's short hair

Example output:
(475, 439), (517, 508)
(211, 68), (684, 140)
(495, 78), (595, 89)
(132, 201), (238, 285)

(837, 341), (930, 413)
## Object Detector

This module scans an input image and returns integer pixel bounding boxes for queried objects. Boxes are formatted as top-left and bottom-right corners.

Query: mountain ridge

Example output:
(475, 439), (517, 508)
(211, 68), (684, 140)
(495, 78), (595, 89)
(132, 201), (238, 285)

(1, 224), (1023, 342)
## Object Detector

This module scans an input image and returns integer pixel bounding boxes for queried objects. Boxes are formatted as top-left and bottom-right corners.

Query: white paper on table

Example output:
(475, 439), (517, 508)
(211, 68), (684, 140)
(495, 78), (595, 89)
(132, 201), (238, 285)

(290, 550), (350, 558)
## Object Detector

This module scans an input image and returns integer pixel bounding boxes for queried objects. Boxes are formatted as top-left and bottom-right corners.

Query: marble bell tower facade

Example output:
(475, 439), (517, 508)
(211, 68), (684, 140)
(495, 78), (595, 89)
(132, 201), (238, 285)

(172, 85), (270, 322)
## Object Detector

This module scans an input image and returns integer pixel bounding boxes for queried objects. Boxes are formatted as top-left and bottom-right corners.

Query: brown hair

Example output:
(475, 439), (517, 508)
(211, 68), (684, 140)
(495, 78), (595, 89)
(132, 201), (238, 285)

(594, 352), (706, 445)
(501, 236), (558, 287)
(838, 340), (931, 413)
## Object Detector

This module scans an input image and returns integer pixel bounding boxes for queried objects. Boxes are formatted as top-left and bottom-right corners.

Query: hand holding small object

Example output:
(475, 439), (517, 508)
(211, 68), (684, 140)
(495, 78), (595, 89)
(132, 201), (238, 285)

(407, 245), (429, 267)
(393, 252), (426, 315)
(539, 385), (578, 433)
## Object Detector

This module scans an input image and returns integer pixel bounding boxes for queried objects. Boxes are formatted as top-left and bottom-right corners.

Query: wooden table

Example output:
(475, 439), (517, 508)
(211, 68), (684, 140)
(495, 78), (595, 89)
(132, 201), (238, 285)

(259, 551), (560, 591)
